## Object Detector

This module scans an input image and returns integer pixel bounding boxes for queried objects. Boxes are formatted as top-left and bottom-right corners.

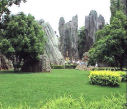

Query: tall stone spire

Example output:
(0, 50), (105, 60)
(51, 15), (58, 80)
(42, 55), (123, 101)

(58, 15), (79, 61)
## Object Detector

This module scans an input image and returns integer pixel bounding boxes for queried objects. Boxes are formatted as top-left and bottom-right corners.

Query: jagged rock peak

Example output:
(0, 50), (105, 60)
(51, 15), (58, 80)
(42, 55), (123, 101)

(98, 15), (105, 29)
(58, 15), (79, 61)
(39, 20), (65, 65)
(59, 17), (65, 25)
(89, 10), (98, 16)
(84, 10), (105, 52)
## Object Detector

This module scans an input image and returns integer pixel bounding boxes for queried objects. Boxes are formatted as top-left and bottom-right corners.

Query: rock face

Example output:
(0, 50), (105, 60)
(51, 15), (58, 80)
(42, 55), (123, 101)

(39, 19), (65, 65)
(84, 10), (105, 52)
(22, 53), (51, 72)
(0, 54), (13, 70)
(59, 15), (79, 61)
(22, 19), (65, 72)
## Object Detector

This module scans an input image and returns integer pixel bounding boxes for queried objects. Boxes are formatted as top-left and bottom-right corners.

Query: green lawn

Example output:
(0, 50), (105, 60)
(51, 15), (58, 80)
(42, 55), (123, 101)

(0, 69), (126, 108)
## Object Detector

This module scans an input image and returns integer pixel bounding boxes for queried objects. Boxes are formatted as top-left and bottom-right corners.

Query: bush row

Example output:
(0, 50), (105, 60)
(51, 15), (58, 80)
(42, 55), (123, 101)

(51, 64), (77, 69)
(92, 67), (127, 71)
(117, 71), (127, 81)
(0, 94), (126, 109)
(89, 71), (122, 87)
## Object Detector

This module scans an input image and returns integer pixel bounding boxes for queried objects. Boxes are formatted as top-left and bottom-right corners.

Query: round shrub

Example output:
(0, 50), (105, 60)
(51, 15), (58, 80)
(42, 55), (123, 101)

(89, 71), (122, 87)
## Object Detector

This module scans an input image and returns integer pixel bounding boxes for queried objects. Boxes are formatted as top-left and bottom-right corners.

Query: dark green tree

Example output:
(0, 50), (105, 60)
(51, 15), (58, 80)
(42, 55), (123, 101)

(0, 12), (45, 71)
(89, 11), (127, 70)
(78, 26), (86, 59)
(0, 0), (26, 37)
(0, 0), (26, 21)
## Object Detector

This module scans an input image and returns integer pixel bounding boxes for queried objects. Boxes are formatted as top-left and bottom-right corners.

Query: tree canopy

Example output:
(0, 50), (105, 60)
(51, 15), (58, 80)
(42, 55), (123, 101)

(0, 12), (45, 71)
(89, 11), (127, 70)
(0, 0), (26, 21)
(78, 26), (86, 59)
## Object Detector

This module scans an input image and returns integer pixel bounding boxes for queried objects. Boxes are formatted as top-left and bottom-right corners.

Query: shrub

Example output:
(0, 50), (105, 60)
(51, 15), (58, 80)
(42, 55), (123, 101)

(92, 67), (127, 71)
(51, 65), (65, 69)
(117, 71), (127, 81)
(51, 64), (77, 69)
(89, 71), (122, 86)
(65, 64), (77, 69)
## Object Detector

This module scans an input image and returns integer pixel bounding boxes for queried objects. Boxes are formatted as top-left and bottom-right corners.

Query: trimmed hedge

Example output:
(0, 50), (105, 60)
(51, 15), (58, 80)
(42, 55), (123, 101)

(51, 64), (77, 69)
(65, 64), (77, 69)
(89, 71), (122, 87)
(118, 71), (127, 81)
(51, 65), (64, 69)
(92, 67), (127, 71)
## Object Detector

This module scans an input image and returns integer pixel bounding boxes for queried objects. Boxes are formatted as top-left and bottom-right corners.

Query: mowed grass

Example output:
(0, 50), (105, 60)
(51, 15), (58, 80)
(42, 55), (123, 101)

(0, 69), (126, 108)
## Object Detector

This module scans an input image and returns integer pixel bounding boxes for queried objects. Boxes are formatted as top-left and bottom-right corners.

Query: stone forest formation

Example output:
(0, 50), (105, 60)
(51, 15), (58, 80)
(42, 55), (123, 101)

(0, 0), (127, 72)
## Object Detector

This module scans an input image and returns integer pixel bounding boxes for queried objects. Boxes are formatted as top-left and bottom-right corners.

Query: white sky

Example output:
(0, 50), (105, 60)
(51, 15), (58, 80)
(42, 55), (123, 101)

(10, 0), (111, 34)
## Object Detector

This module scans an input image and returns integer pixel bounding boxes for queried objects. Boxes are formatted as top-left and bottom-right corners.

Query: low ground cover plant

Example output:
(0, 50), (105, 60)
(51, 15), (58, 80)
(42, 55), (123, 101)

(89, 71), (122, 86)
(0, 94), (125, 109)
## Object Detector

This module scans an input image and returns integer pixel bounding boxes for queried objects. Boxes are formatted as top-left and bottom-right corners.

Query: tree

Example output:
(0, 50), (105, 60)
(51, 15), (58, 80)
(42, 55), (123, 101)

(78, 26), (86, 59)
(95, 24), (111, 42)
(0, 0), (26, 21)
(0, 12), (45, 71)
(110, 0), (125, 17)
(89, 11), (127, 70)
(0, 0), (26, 37)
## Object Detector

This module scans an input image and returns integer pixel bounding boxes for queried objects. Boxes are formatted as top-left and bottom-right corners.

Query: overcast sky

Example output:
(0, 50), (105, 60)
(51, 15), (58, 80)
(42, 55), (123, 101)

(10, 0), (111, 34)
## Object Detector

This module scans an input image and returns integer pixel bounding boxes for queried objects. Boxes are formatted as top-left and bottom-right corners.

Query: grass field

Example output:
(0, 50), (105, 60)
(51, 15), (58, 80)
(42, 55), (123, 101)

(0, 69), (126, 108)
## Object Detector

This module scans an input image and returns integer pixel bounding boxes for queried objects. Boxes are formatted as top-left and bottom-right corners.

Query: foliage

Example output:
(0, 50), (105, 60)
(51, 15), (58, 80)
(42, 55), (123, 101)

(42, 94), (126, 109)
(42, 96), (81, 109)
(92, 67), (127, 71)
(51, 65), (65, 69)
(95, 24), (111, 42)
(118, 71), (127, 81)
(65, 64), (77, 69)
(110, 0), (126, 17)
(0, 12), (45, 71)
(78, 26), (86, 59)
(0, 94), (126, 109)
(89, 11), (127, 70)
(51, 64), (77, 69)
(0, 0), (26, 21)
(89, 71), (122, 86)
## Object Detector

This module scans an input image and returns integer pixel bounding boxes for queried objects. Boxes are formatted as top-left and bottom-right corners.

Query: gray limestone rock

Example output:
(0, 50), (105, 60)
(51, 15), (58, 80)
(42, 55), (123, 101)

(97, 15), (105, 30)
(22, 53), (51, 72)
(0, 54), (13, 70)
(39, 20), (65, 65)
(22, 19), (64, 72)
(59, 15), (79, 61)
(84, 10), (105, 52)
(40, 53), (51, 72)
